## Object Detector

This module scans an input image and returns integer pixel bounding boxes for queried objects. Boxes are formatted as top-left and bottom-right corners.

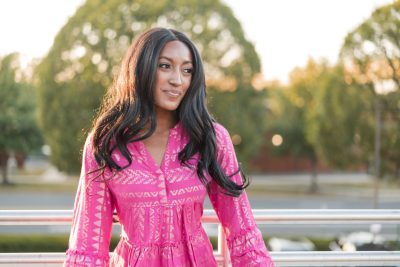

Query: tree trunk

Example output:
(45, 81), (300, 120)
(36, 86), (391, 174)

(0, 151), (10, 185)
(309, 160), (319, 194)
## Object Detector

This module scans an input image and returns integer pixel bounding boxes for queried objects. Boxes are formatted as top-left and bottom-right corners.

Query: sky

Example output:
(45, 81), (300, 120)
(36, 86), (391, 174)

(0, 0), (394, 84)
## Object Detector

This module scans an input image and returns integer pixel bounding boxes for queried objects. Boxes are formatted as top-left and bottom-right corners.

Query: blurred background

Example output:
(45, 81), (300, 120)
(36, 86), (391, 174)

(0, 0), (399, 257)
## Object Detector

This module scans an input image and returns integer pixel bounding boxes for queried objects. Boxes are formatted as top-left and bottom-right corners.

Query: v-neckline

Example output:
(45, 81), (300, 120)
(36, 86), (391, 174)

(141, 133), (170, 170)
(139, 121), (180, 171)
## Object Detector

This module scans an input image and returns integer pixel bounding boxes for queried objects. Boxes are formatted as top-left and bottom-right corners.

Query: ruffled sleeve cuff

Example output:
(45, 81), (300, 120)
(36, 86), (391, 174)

(63, 249), (110, 267)
(227, 227), (275, 267)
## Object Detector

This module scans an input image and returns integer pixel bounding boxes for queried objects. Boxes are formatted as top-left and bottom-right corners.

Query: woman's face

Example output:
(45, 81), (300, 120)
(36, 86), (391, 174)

(153, 40), (193, 114)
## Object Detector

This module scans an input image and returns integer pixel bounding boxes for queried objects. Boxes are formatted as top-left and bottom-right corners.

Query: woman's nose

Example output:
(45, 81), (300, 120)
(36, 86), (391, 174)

(169, 69), (183, 86)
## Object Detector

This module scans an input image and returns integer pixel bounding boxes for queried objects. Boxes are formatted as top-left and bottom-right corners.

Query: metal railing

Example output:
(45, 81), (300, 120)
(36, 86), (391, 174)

(0, 209), (400, 266)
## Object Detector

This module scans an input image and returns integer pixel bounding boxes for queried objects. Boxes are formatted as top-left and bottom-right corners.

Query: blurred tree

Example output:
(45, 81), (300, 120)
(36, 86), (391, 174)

(276, 59), (322, 192)
(35, 0), (265, 173)
(306, 64), (371, 169)
(340, 1), (400, 178)
(340, 1), (400, 88)
(266, 60), (373, 182)
(209, 83), (268, 170)
(281, 59), (377, 190)
(267, 85), (316, 165)
(0, 53), (43, 185)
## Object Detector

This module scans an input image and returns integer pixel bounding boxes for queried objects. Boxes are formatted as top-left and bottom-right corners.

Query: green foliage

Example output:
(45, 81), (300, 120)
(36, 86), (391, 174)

(306, 65), (372, 169)
(266, 1), (400, 176)
(208, 85), (268, 170)
(0, 234), (213, 253)
(266, 59), (372, 171)
(266, 60), (320, 165)
(340, 1), (400, 84)
(0, 234), (336, 252)
(381, 91), (400, 176)
(340, 1), (400, 177)
(36, 0), (264, 173)
(307, 237), (332, 251)
(0, 234), (119, 252)
(0, 53), (43, 183)
(0, 53), (41, 153)
(265, 86), (312, 160)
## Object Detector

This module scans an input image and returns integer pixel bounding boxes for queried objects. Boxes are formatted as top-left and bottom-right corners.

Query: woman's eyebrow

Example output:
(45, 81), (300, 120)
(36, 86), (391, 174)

(159, 56), (192, 64)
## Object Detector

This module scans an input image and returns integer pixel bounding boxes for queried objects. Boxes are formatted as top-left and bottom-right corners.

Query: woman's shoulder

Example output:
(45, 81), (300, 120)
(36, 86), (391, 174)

(212, 122), (231, 147)
(82, 131), (96, 155)
(212, 121), (229, 134)
(81, 131), (133, 170)
(81, 131), (101, 163)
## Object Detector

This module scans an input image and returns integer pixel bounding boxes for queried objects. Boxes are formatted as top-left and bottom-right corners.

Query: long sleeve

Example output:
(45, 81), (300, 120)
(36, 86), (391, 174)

(208, 124), (275, 267)
(64, 136), (115, 267)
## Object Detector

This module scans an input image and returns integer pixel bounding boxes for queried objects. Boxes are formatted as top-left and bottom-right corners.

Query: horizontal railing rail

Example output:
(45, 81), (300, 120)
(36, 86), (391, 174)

(1, 209), (400, 225)
(0, 209), (399, 266)
(0, 251), (400, 266)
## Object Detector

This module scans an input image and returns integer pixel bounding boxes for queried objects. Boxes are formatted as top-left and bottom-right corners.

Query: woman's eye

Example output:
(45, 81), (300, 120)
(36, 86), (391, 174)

(158, 63), (170, 69)
(183, 68), (193, 74)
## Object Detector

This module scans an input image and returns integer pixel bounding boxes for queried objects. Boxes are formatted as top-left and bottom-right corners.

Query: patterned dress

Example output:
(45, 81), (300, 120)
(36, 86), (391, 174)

(64, 122), (275, 267)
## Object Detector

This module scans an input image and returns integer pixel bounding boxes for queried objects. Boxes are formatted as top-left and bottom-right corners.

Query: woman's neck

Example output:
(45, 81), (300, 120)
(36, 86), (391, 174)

(153, 109), (178, 133)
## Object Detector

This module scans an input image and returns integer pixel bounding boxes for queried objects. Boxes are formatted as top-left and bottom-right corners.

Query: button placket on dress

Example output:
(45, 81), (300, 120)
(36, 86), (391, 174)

(137, 122), (181, 204)
(158, 172), (168, 204)
(158, 128), (173, 204)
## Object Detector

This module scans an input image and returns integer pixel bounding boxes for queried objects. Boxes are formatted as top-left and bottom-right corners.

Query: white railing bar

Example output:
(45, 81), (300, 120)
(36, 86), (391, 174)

(252, 209), (400, 224)
(1, 251), (400, 266)
(273, 251), (400, 266)
(0, 253), (65, 264)
(0, 210), (71, 225)
(217, 224), (229, 267)
(1, 209), (399, 225)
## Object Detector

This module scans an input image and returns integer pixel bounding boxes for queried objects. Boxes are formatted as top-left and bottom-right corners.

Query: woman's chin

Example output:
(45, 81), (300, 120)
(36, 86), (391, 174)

(155, 104), (180, 112)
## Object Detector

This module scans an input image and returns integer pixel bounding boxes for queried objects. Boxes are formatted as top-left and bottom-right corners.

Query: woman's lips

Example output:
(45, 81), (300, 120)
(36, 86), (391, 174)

(163, 89), (181, 97)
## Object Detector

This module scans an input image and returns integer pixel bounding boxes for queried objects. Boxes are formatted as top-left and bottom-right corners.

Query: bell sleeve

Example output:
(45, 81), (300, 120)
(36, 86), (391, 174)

(208, 124), (275, 267)
(64, 135), (115, 266)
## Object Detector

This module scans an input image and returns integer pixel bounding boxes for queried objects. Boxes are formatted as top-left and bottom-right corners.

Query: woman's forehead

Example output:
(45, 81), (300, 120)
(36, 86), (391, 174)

(159, 40), (192, 63)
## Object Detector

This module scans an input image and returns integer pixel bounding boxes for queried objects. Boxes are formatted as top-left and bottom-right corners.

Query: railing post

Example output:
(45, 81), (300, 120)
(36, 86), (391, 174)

(218, 223), (229, 267)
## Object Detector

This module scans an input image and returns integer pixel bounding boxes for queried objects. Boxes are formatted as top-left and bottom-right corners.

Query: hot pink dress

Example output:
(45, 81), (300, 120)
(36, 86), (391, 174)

(64, 122), (275, 267)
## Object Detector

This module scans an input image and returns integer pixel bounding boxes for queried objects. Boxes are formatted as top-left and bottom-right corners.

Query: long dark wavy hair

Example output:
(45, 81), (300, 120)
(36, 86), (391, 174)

(91, 27), (248, 197)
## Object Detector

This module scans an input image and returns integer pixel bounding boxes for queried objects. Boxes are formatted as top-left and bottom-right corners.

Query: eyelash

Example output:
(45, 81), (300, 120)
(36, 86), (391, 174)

(159, 63), (170, 69)
(158, 63), (193, 74)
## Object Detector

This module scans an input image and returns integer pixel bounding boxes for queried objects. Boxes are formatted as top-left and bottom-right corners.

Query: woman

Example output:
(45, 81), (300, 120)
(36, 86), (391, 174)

(64, 27), (275, 267)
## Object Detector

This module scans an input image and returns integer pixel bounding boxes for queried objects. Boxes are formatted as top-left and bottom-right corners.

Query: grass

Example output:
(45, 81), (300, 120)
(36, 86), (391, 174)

(1, 234), (398, 254)
(246, 179), (400, 198)
(0, 234), (119, 252)
(12, 168), (47, 176)
(0, 182), (77, 193)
